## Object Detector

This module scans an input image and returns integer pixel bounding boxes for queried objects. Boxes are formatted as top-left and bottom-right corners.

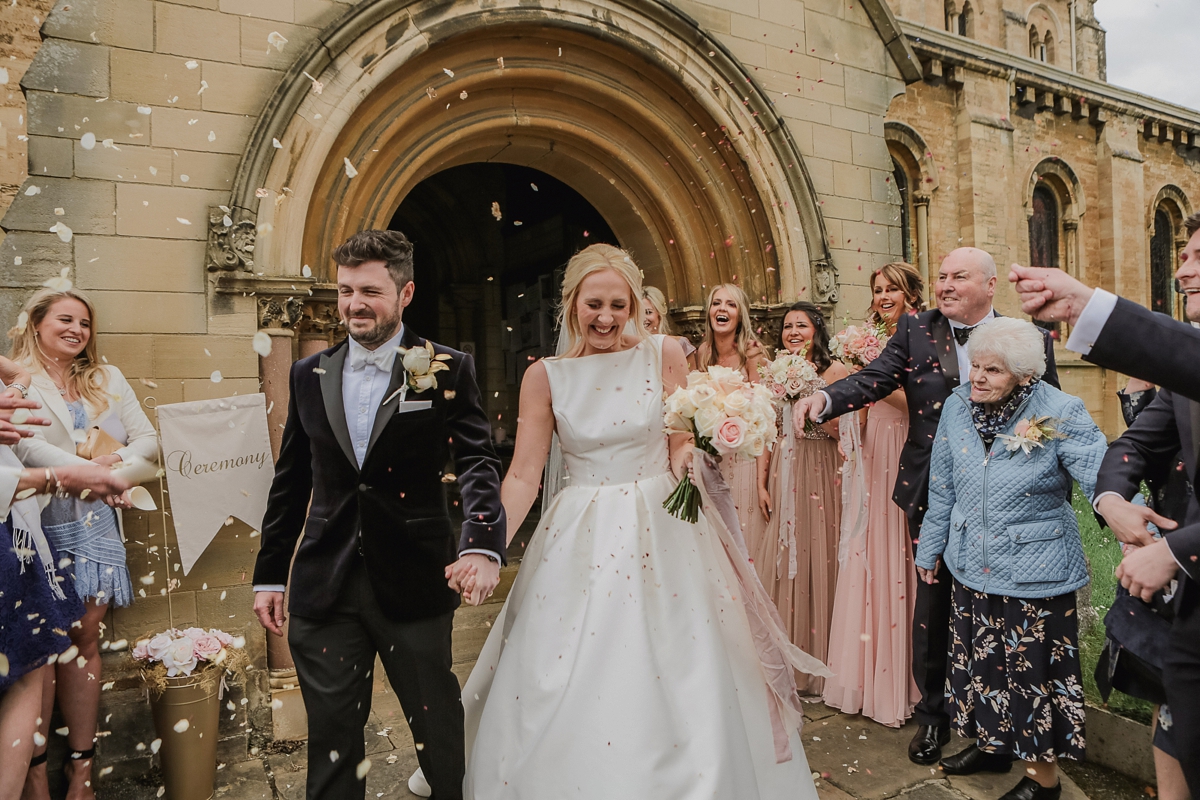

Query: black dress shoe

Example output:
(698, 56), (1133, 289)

(940, 743), (1013, 775)
(907, 723), (951, 765)
(999, 776), (1061, 800)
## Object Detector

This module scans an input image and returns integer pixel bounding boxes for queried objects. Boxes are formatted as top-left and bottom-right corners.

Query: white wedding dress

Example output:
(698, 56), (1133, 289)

(463, 336), (824, 799)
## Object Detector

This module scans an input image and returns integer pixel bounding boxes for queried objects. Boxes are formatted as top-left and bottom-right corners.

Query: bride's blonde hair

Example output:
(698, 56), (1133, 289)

(557, 244), (649, 358)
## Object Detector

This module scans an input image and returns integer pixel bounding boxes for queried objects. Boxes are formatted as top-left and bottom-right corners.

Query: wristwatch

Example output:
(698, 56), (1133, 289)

(7, 382), (29, 399)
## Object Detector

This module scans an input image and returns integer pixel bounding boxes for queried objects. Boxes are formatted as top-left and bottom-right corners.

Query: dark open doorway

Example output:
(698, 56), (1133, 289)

(389, 163), (618, 556)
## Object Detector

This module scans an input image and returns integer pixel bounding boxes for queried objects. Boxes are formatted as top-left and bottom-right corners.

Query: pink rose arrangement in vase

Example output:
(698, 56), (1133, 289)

(662, 365), (778, 522)
(132, 627), (249, 686)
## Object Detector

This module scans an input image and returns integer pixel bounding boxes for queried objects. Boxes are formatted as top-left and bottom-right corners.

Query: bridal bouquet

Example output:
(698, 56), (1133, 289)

(757, 350), (821, 402)
(831, 322), (890, 368)
(662, 366), (777, 522)
(133, 627), (249, 688)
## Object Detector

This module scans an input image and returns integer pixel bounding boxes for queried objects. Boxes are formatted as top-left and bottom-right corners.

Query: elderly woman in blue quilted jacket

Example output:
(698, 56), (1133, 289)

(915, 317), (1107, 800)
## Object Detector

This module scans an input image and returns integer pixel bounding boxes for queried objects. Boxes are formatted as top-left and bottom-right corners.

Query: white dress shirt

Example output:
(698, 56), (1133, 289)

(255, 327), (499, 593)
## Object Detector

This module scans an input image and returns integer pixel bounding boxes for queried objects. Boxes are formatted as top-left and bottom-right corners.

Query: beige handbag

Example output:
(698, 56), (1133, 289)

(76, 425), (124, 460)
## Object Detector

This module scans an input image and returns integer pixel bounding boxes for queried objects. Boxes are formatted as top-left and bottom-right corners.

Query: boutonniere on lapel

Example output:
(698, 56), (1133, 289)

(397, 341), (451, 393)
(997, 415), (1065, 456)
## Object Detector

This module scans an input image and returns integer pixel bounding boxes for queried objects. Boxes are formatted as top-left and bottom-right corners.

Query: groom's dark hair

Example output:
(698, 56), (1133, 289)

(332, 229), (415, 292)
(1186, 212), (1200, 239)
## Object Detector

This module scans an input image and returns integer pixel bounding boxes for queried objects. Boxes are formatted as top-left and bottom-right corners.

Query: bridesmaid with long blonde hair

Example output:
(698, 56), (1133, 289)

(694, 284), (767, 546)
(823, 262), (926, 725)
(754, 301), (847, 694)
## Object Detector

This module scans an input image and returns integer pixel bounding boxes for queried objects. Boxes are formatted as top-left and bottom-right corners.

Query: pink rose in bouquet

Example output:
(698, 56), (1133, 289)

(132, 640), (149, 661)
(211, 628), (234, 646)
(713, 416), (748, 454)
(832, 322), (891, 368)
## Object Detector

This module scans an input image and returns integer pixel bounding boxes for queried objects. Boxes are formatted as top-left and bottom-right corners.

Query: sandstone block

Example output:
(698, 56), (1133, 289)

(668, 0), (731, 34)
(730, 12), (801, 50)
(220, 0), (294, 22)
(240, 19), (314, 70)
(0, 231), (72, 288)
(766, 46), (818, 80)
(862, 200), (897, 226)
(803, 9), (887, 74)
(26, 136), (73, 178)
(819, 195), (863, 222)
(26, 91), (149, 143)
(830, 105), (869, 134)
(200, 62), (281, 117)
(820, 60), (844, 86)
(110, 591), (197, 641)
(153, 334), (259, 379)
(76, 235), (206, 293)
(804, 155), (834, 195)
(42, 0), (154, 52)
(1, 176), (115, 235)
(94, 334), (156, 378)
(758, 0), (805, 28)
(115, 183), (225, 240)
(150, 107), (255, 155)
(156, 4), (241, 63)
(776, 94), (831, 126)
(851, 131), (893, 170)
(89, 289), (208, 333)
(75, 141), (173, 184)
(811, 123), (853, 164)
(718, 36), (767, 70)
(21, 40), (110, 99)
(183, 377), (261, 401)
(294, 0), (344, 29)
(206, 295), (260, 337)
(173, 149), (239, 191)
(844, 66), (892, 115)
(111, 49), (203, 111)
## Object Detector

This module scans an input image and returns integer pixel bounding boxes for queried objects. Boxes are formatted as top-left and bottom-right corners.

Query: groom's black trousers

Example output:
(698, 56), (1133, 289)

(288, 562), (464, 800)
(908, 507), (953, 728)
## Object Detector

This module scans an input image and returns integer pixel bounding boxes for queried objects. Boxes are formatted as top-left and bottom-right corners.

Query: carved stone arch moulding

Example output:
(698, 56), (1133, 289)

(211, 0), (855, 320)
(1149, 184), (1192, 238)
(1026, 158), (1085, 223)
(884, 121), (939, 202)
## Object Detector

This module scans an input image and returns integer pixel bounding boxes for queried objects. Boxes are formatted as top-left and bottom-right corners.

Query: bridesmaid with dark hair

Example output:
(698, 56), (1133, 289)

(754, 301), (847, 693)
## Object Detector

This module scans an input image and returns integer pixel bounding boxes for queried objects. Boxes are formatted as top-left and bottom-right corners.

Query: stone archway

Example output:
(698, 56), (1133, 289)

(211, 0), (839, 335)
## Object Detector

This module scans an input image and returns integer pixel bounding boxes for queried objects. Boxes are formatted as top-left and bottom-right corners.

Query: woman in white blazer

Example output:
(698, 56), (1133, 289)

(10, 288), (158, 800)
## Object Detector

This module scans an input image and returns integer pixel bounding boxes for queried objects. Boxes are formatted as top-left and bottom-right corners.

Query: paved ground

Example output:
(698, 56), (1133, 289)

(102, 570), (1151, 800)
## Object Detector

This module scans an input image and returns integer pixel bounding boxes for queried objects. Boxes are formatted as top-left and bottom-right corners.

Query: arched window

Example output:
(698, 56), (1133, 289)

(1029, 185), (1060, 269)
(892, 156), (913, 263)
(945, 0), (959, 33)
(1030, 27), (1045, 61)
(1150, 208), (1176, 316)
(959, 2), (974, 37)
(1043, 31), (1055, 65)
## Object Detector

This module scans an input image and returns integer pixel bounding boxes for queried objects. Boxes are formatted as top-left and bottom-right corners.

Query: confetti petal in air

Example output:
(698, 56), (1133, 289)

(43, 265), (72, 288)
(267, 31), (288, 52)
(252, 331), (273, 357)
(356, 759), (372, 779)
(443, 68), (455, 77)
(173, 718), (190, 733)
(426, 86), (438, 101)
(301, 265), (312, 278)
(185, 60), (198, 69)
(210, 370), (223, 383)
(272, 138), (283, 149)
(344, 158), (358, 178)
(329, 750), (339, 763)
(491, 201), (502, 221)
(0, 67), (8, 85)
(10, 408), (30, 425)
(207, 131), (216, 143)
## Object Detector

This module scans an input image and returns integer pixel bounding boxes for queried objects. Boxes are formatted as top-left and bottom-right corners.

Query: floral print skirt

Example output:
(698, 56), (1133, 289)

(948, 580), (1086, 762)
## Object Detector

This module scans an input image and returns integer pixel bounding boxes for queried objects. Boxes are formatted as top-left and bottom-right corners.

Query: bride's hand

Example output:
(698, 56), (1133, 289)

(671, 448), (694, 483)
(757, 485), (772, 522)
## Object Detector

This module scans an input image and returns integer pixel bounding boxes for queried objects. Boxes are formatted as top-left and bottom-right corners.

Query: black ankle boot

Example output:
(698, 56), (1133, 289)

(998, 776), (1061, 800)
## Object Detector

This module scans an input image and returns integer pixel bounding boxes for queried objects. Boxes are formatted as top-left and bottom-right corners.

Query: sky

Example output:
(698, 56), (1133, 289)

(1100, 0), (1200, 112)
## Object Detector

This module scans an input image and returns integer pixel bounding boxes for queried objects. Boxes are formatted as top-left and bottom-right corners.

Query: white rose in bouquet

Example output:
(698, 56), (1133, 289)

(693, 405), (722, 439)
(146, 632), (175, 661)
(721, 388), (751, 416)
(689, 382), (718, 409)
(666, 388), (697, 419)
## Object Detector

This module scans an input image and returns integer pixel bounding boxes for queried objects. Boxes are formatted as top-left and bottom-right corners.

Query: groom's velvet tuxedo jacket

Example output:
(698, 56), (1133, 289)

(823, 308), (1059, 520)
(253, 327), (506, 622)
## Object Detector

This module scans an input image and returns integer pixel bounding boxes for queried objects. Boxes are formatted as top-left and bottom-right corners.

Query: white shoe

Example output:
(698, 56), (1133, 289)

(408, 767), (432, 798)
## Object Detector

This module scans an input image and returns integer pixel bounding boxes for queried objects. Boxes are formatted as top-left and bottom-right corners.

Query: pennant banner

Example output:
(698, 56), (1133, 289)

(157, 393), (275, 575)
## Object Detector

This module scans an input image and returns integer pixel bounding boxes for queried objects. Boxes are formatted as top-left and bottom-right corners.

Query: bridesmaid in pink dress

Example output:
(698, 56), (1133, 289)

(694, 283), (767, 547)
(754, 302), (848, 694)
(823, 262), (926, 726)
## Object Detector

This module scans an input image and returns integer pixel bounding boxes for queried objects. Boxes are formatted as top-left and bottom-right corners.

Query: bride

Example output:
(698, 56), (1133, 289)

(451, 244), (826, 799)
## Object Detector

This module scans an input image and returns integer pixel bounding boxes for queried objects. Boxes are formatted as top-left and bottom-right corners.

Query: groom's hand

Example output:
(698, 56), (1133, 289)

(254, 591), (286, 636)
(447, 554), (500, 606)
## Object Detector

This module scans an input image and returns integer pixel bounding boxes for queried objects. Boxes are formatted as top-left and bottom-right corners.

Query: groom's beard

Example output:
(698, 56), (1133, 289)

(346, 306), (401, 348)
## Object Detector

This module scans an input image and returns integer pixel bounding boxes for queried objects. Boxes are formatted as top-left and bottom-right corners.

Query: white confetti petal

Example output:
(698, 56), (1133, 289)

(185, 60), (198, 69)
(49, 222), (73, 244)
(301, 264), (312, 278)
(24, 185), (41, 196)
(173, 718), (189, 733)
(10, 409), (30, 425)
(150, 738), (162, 754)
(443, 68), (455, 77)
(267, 31), (288, 52)
(137, 106), (152, 115)
(356, 759), (372, 779)
(58, 645), (79, 664)
(272, 138), (283, 148)
(0, 67), (8, 85)
(176, 217), (191, 225)
(252, 331), (273, 357)
(207, 130), (216, 143)
(33, 732), (45, 746)
(210, 370), (223, 383)
(329, 750), (339, 763)
(343, 158), (358, 178)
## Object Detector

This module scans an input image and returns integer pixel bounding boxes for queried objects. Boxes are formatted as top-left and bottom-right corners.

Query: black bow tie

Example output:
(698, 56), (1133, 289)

(953, 325), (977, 346)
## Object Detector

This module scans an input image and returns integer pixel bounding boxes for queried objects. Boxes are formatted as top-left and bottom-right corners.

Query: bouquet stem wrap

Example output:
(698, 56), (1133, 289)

(693, 448), (832, 763)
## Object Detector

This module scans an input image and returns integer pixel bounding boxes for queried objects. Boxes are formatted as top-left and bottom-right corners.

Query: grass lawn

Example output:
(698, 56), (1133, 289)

(1072, 487), (1155, 725)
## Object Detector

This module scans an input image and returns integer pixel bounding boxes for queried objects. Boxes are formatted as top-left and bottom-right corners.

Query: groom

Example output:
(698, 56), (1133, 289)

(252, 229), (506, 799)
(795, 247), (1058, 766)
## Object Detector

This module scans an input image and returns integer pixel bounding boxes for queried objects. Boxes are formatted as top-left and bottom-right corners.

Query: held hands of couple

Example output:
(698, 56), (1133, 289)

(1116, 540), (1181, 602)
(446, 553), (501, 606)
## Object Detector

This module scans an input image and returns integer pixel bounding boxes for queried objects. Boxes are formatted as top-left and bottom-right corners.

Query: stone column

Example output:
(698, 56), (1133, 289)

(915, 196), (931, 301)
(1063, 219), (1079, 278)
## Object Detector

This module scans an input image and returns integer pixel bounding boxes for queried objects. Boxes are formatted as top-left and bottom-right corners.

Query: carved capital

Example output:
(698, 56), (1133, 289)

(299, 298), (342, 340)
(207, 205), (257, 272)
(811, 259), (841, 306)
(258, 295), (304, 330)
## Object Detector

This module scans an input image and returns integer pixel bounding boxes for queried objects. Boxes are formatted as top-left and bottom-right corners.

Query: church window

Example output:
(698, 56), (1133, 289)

(1030, 27), (1046, 61)
(1043, 31), (1056, 65)
(959, 2), (974, 37)
(892, 157), (913, 263)
(1028, 185), (1060, 269)
(1150, 207), (1178, 317)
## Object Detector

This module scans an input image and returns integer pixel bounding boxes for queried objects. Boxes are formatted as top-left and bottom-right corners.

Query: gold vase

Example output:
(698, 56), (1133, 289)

(150, 672), (220, 800)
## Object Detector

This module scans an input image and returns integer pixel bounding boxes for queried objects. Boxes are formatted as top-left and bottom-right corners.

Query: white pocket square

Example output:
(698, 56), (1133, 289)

(396, 400), (432, 414)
